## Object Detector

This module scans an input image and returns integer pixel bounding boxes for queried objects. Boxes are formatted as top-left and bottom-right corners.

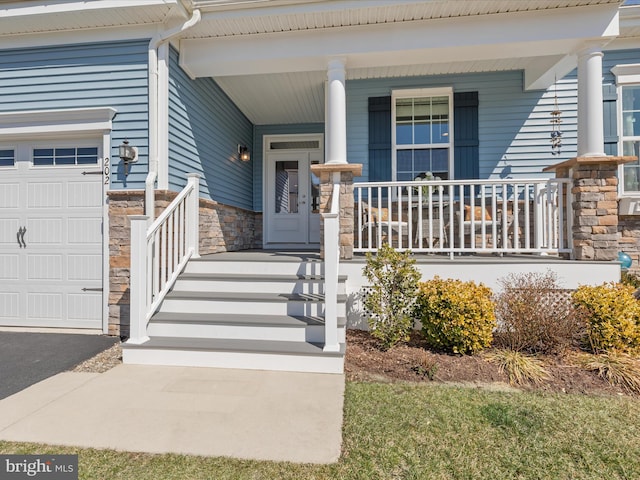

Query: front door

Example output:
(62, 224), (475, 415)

(264, 138), (322, 247)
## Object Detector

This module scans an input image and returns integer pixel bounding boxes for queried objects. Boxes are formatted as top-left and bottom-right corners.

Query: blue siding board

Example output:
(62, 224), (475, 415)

(252, 123), (324, 212)
(0, 40), (149, 189)
(168, 47), (254, 210)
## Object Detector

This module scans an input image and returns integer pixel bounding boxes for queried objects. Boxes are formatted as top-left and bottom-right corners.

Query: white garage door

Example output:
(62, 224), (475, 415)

(0, 142), (103, 329)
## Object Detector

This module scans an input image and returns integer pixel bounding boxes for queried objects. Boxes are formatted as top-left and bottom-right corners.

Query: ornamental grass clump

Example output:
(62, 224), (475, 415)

(485, 349), (550, 386)
(415, 276), (496, 354)
(362, 243), (421, 350)
(572, 282), (640, 355)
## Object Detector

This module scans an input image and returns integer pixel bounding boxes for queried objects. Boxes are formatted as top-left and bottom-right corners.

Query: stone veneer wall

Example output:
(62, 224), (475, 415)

(107, 190), (261, 337)
(619, 217), (640, 274)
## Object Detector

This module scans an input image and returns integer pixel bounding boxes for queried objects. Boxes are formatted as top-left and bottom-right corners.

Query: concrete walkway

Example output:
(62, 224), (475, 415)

(0, 365), (345, 464)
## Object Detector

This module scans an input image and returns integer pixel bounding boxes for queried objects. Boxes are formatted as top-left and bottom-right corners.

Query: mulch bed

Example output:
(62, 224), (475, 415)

(344, 329), (632, 397)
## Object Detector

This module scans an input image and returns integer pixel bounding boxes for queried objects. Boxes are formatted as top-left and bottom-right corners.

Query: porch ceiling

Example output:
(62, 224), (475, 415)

(182, 1), (622, 125)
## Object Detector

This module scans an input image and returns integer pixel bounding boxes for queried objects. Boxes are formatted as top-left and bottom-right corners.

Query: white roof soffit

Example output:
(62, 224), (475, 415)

(0, 0), (184, 37)
(180, 3), (620, 91)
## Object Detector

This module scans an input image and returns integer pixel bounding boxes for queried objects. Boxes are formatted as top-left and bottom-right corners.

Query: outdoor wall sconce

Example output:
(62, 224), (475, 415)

(238, 144), (250, 162)
(119, 139), (138, 175)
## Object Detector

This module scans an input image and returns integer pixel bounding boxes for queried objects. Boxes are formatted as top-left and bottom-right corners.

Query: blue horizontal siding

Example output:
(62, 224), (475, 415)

(253, 123), (324, 212)
(0, 40), (149, 189)
(168, 47), (254, 210)
(347, 70), (579, 182)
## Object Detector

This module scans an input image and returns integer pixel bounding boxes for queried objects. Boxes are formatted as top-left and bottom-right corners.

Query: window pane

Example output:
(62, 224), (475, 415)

(395, 99), (413, 121)
(623, 86), (640, 111)
(34, 148), (53, 157)
(56, 156), (75, 165)
(78, 147), (98, 156)
(274, 160), (298, 214)
(396, 124), (413, 145)
(414, 149), (430, 173)
(0, 149), (14, 167)
(33, 157), (53, 166)
(414, 121), (431, 144)
(623, 112), (640, 136)
(624, 164), (640, 192)
(397, 150), (413, 171)
(431, 149), (449, 172)
(623, 140), (640, 157)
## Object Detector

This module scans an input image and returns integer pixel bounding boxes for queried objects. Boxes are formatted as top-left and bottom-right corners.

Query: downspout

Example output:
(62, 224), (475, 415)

(146, 8), (201, 219)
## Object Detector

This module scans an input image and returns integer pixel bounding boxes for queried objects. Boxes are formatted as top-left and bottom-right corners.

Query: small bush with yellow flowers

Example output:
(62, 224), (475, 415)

(572, 282), (640, 355)
(415, 276), (496, 354)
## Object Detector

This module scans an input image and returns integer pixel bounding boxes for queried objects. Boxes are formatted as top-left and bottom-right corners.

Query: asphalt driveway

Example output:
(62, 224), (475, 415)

(0, 332), (118, 400)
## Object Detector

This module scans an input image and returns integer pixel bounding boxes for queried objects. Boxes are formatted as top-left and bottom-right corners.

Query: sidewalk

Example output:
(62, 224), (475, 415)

(0, 365), (345, 464)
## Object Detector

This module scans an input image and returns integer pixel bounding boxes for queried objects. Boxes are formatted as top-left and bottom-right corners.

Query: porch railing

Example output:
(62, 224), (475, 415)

(128, 173), (200, 344)
(354, 178), (572, 256)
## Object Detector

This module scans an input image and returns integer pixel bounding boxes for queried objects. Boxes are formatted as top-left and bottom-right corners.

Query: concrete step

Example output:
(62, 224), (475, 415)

(160, 291), (347, 316)
(122, 337), (345, 374)
(174, 273), (347, 295)
(147, 312), (347, 343)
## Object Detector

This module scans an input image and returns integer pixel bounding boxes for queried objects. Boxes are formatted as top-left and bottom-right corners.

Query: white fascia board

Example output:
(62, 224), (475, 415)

(181, 4), (620, 77)
(0, 0), (178, 18)
(0, 107), (117, 139)
(0, 24), (159, 50)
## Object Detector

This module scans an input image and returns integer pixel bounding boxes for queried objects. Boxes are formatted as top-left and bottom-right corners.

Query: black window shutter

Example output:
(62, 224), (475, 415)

(453, 91), (479, 180)
(603, 84), (618, 156)
(368, 96), (392, 182)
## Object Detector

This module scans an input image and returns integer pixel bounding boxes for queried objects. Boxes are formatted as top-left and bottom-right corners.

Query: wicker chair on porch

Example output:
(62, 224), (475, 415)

(360, 201), (410, 248)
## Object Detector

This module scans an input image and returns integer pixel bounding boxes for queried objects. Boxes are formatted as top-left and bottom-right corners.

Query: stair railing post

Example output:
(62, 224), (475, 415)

(187, 173), (201, 259)
(128, 215), (150, 344)
(323, 173), (341, 352)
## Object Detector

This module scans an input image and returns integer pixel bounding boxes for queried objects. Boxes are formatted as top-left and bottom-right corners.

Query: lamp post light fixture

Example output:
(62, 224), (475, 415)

(119, 139), (138, 175)
(237, 144), (250, 162)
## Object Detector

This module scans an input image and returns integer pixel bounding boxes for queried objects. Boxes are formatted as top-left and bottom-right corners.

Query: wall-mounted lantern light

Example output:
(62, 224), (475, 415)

(238, 144), (250, 162)
(119, 139), (138, 175)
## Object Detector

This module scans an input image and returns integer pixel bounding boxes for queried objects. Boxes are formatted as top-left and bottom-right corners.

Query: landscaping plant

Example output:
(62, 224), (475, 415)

(362, 243), (421, 349)
(493, 271), (581, 354)
(572, 282), (640, 355)
(485, 349), (550, 386)
(415, 276), (496, 354)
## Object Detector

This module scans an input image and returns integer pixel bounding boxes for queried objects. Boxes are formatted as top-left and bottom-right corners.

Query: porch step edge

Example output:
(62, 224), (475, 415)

(123, 337), (346, 357)
(178, 273), (347, 282)
(164, 291), (348, 303)
(150, 312), (347, 328)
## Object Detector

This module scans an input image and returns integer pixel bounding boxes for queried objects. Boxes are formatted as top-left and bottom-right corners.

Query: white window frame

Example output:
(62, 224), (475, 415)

(391, 87), (454, 182)
(613, 64), (640, 196)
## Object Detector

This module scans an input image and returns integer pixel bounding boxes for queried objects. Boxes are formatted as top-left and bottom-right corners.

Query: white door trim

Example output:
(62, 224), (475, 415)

(262, 133), (324, 249)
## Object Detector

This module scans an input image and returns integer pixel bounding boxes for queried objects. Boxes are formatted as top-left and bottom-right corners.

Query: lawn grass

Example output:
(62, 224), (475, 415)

(2, 382), (639, 479)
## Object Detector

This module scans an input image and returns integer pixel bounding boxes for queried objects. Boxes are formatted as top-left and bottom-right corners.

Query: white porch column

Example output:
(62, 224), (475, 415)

(326, 58), (347, 165)
(577, 45), (606, 157)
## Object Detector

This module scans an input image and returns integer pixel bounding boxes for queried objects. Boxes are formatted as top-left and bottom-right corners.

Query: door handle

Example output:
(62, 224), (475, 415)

(17, 226), (26, 248)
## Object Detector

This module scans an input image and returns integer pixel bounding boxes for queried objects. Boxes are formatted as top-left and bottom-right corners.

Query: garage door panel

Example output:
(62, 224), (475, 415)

(28, 182), (62, 208)
(68, 254), (101, 281)
(68, 181), (102, 208)
(0, 255), (19, 280)
(68, 293), (101, 323)
(68, 217), (102, 245)
(27, 292), (63, 321)
(27, 254), (62, 280)
(0, 292), (19, 320)
(27, 217), (63, 244)
(0, 218), (20, 244)
(0, 183), (19, 209)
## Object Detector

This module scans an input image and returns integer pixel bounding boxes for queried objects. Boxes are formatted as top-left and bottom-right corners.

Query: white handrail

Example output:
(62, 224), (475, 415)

(354, 178), (572, 256)
(323, 173), (341, 352)
(128, 173), (200, 344)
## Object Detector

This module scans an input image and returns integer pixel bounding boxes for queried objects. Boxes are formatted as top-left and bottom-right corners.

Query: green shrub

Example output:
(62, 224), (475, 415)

(572, 282), (640, 355)
(493, 271), (581, 354)
(415, 276), (496, 354)
(362, 243), (421, 350)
